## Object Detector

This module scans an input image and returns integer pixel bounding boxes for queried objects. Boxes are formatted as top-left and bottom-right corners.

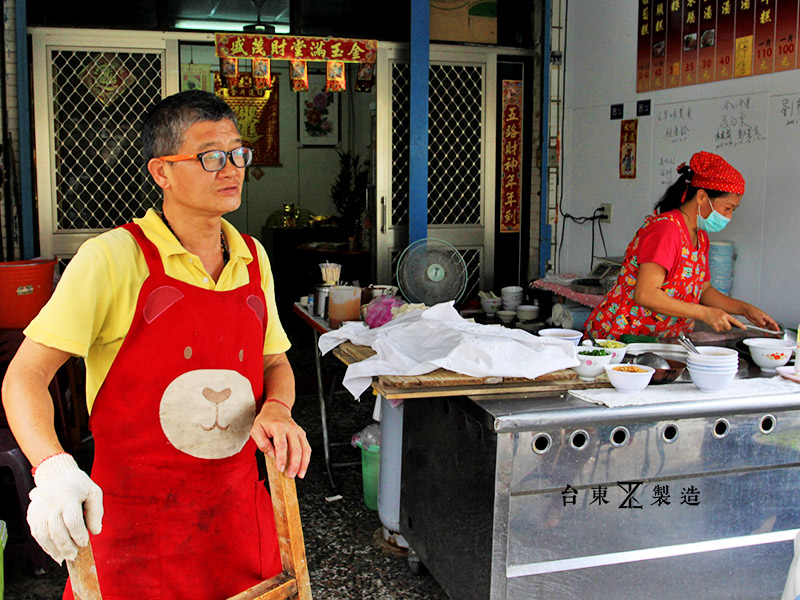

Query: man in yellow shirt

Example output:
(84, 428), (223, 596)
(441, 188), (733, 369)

(2, 90), (311, 599)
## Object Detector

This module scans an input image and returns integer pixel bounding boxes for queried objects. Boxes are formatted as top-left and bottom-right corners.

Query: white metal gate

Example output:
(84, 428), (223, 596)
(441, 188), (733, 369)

(375, 45), (497, 301)
(30, 29), (191, 259)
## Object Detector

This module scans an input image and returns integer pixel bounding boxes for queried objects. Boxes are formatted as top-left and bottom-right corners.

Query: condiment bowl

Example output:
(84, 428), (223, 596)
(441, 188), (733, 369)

(516, 304), (540, 321)
(538, 328), (583, 346)
(688, 366), (737, 392)
(497, 310), (516, 325)
(480, 297), (503, 315)
(589, 338), (628, 363)
(574, 349), (613, 381)
(743, 338), (795, 372)
(605, 364), (656, 393)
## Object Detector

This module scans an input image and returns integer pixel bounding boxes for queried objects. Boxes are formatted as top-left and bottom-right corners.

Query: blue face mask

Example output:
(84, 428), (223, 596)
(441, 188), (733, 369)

(697, 198), (730, 233)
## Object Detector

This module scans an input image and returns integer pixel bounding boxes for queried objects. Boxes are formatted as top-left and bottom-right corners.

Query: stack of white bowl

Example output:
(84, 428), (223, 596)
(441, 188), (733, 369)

(501, 286), (523, 311)
(687, 346), (739, 392)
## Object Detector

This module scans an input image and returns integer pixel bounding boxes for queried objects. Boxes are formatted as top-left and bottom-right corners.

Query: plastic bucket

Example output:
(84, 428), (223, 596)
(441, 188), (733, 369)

(360, 445), (380, 511)
(0, 259), (57, 329)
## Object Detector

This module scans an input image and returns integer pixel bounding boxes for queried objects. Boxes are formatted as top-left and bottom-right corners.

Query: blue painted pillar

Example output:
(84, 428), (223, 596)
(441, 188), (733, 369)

(16, 0), (35, 258)
(538, 0), (553, 277)
(409, 0), (429, 244)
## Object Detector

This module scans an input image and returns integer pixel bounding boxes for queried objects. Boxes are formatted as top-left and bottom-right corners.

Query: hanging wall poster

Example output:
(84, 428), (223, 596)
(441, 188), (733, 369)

(619, 119), (638, 179)
(638, 0), (652, 92)
(214, 72), (280, 166)
(638, 0), (800, 90)
(652, 0), (668, 89)
(499, 80), (523, 233)
(775, 0), (799, 71)
(298, 74), (339, 146)
(698, 0), (717, 83)
(754, 0), (777, 75)
(681, 0), (700, 86)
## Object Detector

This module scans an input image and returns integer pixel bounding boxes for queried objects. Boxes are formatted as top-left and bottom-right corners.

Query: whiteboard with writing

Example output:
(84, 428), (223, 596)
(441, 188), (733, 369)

(650, 93), (772, 314)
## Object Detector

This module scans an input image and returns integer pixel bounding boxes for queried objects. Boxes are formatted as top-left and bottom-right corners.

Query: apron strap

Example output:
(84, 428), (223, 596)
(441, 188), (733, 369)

(120, 223), (165, 276)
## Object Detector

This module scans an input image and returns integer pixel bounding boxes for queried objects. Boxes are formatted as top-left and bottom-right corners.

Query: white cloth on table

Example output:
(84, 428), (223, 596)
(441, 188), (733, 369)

(569, 376), (800, 408)
(318, 302), (579, 398)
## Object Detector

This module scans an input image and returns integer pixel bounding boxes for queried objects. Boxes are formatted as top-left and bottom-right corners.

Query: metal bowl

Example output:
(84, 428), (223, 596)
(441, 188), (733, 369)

(650, 358), (687, 385)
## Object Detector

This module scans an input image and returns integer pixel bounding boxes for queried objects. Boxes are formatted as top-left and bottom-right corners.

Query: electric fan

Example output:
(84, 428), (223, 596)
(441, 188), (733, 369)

(395, 238), (468, 306)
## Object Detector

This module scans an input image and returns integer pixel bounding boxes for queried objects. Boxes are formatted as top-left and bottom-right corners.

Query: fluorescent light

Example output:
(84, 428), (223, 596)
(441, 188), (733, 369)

(174, 20), (290, 34)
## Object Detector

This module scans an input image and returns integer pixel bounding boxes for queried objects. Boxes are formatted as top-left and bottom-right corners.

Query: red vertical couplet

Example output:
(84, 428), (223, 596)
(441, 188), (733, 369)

(638, 0), (653, 92)
(697, 0), (718, 82)
(716, 0), (737, 80)
(681, 0), (700, 85)
(499, 81), (523, 234)
(619, 119), (639, 180)
(774, 0), (799, 71)
(652, 0), (668, 89)
(666, 0), (685, 87)
(735, 0), (756, 77)
(754, 0), (778, 75)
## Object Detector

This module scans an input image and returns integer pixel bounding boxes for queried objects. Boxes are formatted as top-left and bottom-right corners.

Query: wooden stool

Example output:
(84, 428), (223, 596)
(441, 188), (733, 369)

(68, 454), (312, 600)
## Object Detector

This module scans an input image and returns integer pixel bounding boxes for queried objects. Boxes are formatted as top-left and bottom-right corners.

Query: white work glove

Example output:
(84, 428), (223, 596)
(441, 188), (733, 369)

(27, 453), (103, 564)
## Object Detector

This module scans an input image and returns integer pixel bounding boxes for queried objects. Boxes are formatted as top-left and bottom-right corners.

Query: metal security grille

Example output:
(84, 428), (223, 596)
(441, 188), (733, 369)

(51, 50), (163, 230)
(390, 62), (484, 226)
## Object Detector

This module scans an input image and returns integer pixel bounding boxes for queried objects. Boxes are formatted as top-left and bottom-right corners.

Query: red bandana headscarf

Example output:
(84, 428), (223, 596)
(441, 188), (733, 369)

(677, 151), (746, 203)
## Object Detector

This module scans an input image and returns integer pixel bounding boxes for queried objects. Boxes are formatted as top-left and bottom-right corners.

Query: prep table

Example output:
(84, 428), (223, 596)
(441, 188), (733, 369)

(333, 339), (800, 600)
(399, 385), (800, 599)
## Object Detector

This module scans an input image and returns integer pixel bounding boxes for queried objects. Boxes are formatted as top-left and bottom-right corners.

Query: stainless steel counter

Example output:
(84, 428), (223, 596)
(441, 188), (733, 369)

(399, 383), (800, 599)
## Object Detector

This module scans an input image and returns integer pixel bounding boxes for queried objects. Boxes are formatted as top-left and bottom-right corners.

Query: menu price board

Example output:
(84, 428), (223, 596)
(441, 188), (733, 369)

(637, 0), (800, 90)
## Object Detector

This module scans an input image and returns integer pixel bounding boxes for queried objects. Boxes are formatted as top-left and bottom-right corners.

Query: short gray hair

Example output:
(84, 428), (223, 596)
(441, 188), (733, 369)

(141, 90), (239, 163)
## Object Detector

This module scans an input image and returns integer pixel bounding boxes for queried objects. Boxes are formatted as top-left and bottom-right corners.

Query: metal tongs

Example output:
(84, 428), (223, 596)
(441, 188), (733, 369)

(677, 332), (700, 354)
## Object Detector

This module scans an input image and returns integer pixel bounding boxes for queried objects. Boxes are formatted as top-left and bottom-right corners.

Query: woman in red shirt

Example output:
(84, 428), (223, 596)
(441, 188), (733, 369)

(584, 151), (778, 341)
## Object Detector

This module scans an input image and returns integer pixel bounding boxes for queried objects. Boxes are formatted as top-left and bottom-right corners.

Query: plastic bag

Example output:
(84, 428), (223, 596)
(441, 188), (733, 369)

(364, 295), (405, 328)
(351, 422), (380, 452)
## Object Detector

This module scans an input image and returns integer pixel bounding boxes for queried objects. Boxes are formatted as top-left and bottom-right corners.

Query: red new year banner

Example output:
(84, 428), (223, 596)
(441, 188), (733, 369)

(666, 0), (684, 87)
(638, 0), (653, 92)
(652, 0), (668, 89)
(774, 0), (799, 71)
(734, 0), (756, 77)
(216, 33), (378, 63)
(500, 81), (523, 234)
(698, 0), (717, 82)
(716, 0), (736, 80)
(754, 0), (777, 75)
(681, 0), (700, 85)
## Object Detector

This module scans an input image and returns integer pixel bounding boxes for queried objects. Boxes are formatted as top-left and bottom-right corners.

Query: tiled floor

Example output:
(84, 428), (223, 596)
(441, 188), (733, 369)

(3, 325), (449, 599)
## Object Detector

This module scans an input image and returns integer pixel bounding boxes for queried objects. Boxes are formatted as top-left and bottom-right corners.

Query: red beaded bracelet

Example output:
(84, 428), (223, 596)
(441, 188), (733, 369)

(31, 451), (69, 477)
(265, 398), (292, 413)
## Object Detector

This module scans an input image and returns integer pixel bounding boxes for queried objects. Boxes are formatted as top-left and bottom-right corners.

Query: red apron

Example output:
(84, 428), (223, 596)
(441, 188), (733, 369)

(65, 223), (282, 600)
(584, 211), (709, 340)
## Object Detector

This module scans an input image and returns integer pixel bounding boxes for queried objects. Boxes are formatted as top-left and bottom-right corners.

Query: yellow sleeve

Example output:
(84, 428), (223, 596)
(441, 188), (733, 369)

(24, 233), (141, 357)
(253, 238), (291, 356)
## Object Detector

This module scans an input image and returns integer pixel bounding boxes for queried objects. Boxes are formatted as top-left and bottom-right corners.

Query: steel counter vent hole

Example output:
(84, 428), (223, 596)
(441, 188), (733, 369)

(570, 430), (589, 450)
(610, 426), (630, 447)
(760, 414), (776, 435)
(661, 423), (679, 443)
(713, 418), (730, 439)
(532, 433), (552, 454)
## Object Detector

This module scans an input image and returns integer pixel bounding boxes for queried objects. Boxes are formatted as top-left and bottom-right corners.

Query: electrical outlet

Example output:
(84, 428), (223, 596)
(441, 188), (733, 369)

(599, 203), (613, 224)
